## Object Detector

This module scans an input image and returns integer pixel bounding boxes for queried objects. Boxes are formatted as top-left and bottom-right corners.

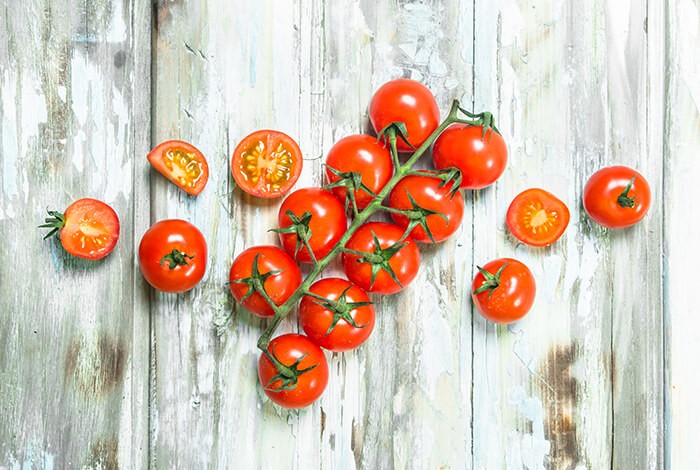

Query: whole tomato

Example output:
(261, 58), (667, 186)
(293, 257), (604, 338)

(299, 278), (376, 352)
(138, 219), (207, 293)
(369, 79), (440, 152)
(471, 258), (535, 324)
(583, 166), (651, 228)
(228, 245), (302, 317)
(258, 334), (329, 408)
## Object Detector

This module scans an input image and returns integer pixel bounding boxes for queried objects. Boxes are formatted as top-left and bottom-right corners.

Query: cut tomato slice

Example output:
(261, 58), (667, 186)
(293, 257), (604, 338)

(231, 130), (303, 198)
(506, 188), (570, 247)
(147, 140), (209, 196)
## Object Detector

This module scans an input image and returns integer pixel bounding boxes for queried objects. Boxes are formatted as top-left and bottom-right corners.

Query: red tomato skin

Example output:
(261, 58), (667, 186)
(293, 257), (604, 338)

(583, 166), (651, 228)
(325, 134), (394, 209)
(258, 334), (329, 408)
(138, 220), (207, 293)
(432, 124), (508, 189)
(277, 188), (348, 263)
(299, 278), (376, 352)
(471, 258), (536, 324)
(388, 173), (465, 243)
(369, 79), (440, 152)
(228, 245), (302, 318)
(342, 222), (420, 295)
(506, 188), (570, 247)
(147, 140), (209, 196)
(59, 198), (120, 260)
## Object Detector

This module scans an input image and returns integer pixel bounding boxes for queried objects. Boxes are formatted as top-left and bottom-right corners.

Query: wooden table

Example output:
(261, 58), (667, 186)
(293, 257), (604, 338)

(1, 0), (697, 468)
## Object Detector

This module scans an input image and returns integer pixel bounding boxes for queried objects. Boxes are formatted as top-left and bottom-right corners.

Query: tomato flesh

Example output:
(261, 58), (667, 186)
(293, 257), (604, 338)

(148, 140), (209, 196)
(60, 198), (120, 260)
(506, 188), (570, 247)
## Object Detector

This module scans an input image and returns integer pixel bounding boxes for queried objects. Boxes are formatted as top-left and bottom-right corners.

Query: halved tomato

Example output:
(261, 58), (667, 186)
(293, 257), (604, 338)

(506, 188), (570, 247)
(231, 130), (303, 198)
(147, 140), (209, 196)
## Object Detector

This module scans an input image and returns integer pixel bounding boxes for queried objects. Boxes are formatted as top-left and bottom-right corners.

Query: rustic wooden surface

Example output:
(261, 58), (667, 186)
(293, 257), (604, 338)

(0, 0), (697, 468)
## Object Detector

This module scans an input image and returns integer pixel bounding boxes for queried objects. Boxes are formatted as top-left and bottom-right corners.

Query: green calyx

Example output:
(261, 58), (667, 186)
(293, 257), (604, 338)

(228, 254), (281, 305)
(472, 263), (509, 298)
(38, 209), (66, 239)
(323, 166), (377, 216)
(344, 230), (408, 289)
(305, 286), (373, 335)
(385, 189), (448, 244)
(160, 249), (195, 270)
(617, 176), (637, 208)
(270, 210), (317, 263)
(455, 104), (501, 138)
(263, 345), (318, 392)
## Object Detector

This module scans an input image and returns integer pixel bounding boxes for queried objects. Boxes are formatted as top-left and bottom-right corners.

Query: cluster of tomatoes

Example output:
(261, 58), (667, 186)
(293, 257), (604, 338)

(40, 78), (651, 411)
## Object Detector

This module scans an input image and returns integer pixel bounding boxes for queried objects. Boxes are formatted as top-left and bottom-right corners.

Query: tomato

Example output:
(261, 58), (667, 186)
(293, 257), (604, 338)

(228, 245), (302, 318)
(369, 79), (440, 152)
(506, 188), (570, 247)
(471, 258), (536, 324)
(138, 220), (207, 293)
(388, 172), (464, 244)
(147, 140), (209, 196)
(432, 124), (508, 189)
(325, 134), (394, 210)
(231, 129), (303, 198)
(40, 198), (120, 260)
(258, 333), (328, 408)
(299, 278), (375, 352)
(583, 166), (651, 228)
(275, 188), (347, 264)
(342, 222), (420, 295)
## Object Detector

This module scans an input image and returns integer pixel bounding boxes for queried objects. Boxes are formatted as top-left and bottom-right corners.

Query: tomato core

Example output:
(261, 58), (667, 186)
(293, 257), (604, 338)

(162, 147), (205, 191)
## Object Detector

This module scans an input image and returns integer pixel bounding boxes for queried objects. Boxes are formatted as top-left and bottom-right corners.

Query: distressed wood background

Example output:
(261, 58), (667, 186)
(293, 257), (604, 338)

(0, 0), (698, 468)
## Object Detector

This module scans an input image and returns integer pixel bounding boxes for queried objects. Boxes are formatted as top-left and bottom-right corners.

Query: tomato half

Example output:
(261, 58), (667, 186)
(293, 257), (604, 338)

(148, 140), (209, 196)
(369, 79), (440, 152)
(276, 188), (347, 263)
(325, 134), (394, 210)
(258, 333), (329, 409)
(506, 188), (570, 247)
(299, 278), (375, 352)
(138, 219), (207, 293)
(231, 130), (303, 198)
(432, 124), (508, 189)
(228, 245), (302, 318)
(583, 166), (651, 228)
(471, 258), (536, 324)
(342, 222), (420, 295)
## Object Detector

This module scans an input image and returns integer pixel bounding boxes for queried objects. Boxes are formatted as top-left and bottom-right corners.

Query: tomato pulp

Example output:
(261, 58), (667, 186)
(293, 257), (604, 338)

(506, 188), (570, 247)
(148, 140), (209, 196)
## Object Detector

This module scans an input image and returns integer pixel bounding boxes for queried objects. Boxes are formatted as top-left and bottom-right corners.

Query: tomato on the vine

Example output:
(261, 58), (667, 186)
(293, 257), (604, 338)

(138, 219), (207, 293)
(258, 333), (329, 409)
(432, 124), (508, 189)
(148, 140), (209, 196)
(299, 278), (375, 352)
(506, 188), (570, 247)
(342, 222), (420, 295)
(231, 130), (303, 198)
(228, 245), (302, 318)
(471, 258), (535, 324)
(583, 166), (651, 228)
(369, 79), (440, 152)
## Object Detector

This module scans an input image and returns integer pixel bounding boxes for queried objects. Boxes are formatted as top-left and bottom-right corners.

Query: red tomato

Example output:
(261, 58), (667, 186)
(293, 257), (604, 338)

(258, 333), (329, 408)
(432, 124), (508, 189)
(231, 129), (303, 198)
(299, 278), (376, 352)
(228, 245), (302, 317)
(342, 222), (420, 295)
(472, 258), (535, 324)
(369, 79), (440, 152)
(583, 166), (651, 228)
(138, 220), (207, 293)
(276, 188), (347, 264)
(506, 188), (570, 247)
(388, 172), (464, 243)
(147, 140), (209, 196)
(325, 134), (394, 210)
(40, 198), (120, 260)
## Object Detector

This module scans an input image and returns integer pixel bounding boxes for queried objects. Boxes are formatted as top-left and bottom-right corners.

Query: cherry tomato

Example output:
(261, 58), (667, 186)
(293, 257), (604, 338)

(583, 166), (651, 228)
(299, 278), (376, 352)
(40, 198), (120, 260)
(342, 222), (420, 295)
(231, 130), (303, 198)
(138, 220), (207, 293)
(388, 172), (464, 244)
(147, 140), (209, 196)
(472, 258), (536, 324)
(228, 245), (302, 318)
(432, 124), (508, 189)
(369, 79), (440, 152)
(276, 188), (347, 264)
(506, 188), (570, 247)
(258, 334), (328, 408)
(325, 134), (394, 210)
